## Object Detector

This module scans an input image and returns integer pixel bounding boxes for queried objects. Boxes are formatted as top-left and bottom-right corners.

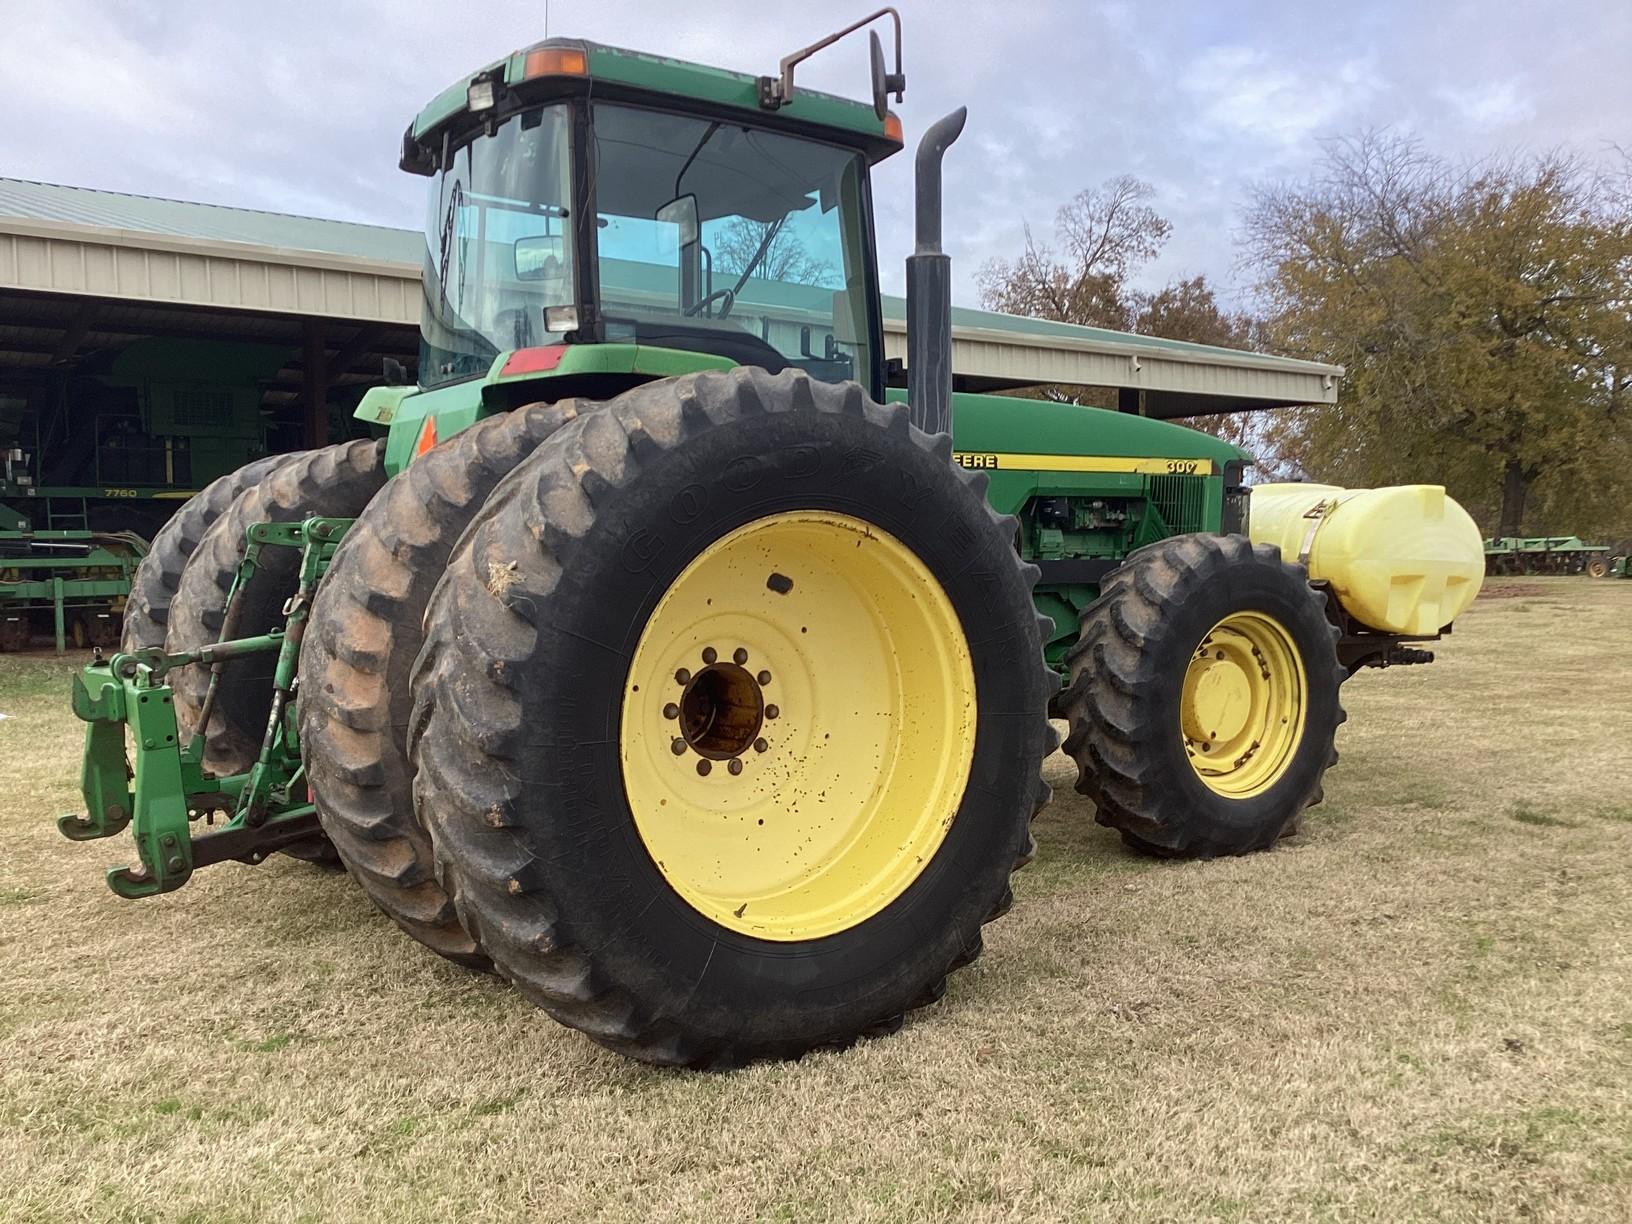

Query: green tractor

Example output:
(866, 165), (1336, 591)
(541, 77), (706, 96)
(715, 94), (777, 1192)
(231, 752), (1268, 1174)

(57, 13), (1484, 1066)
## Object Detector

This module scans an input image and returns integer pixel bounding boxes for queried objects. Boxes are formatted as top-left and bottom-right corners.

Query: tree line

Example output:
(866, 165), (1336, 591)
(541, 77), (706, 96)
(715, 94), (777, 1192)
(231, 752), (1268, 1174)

(978, 137), (1632, 544)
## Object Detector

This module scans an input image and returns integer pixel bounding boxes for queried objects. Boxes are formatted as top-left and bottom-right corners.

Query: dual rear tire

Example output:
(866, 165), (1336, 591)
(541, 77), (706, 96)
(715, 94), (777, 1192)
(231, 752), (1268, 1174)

(138, 368), (1055, 1066)
(408, 369), (1056, 1066)
(297, 403), (580, 969)
(129, 442), (387, 865)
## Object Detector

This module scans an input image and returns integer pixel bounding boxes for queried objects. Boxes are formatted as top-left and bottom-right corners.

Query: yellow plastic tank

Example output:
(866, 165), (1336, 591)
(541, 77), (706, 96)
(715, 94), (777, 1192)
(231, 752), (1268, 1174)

(1247, 483), (1486, 635)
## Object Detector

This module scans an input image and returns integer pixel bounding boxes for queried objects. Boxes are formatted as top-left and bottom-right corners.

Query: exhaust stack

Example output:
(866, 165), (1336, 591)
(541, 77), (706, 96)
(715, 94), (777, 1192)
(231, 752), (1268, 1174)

(905, 107), (966, 438)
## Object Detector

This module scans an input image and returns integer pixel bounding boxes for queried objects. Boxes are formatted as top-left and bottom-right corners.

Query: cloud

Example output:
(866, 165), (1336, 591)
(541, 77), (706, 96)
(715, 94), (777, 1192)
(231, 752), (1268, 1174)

(0, 0), (1625, 315)
(1182, 45), (1383, 152)
(0, 11), (196, 132)
(1435, 80), (1536, 129)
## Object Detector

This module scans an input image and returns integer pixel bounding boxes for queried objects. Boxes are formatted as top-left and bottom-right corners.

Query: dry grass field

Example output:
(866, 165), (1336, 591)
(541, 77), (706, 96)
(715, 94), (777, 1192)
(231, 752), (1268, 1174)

(1, 577), (1629, 1222)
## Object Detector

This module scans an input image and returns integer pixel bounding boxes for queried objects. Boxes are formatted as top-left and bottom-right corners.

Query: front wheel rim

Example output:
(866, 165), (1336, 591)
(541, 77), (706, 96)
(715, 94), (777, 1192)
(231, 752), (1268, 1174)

(620, 511), (977, 942)
(1181, 610), (1308, 798)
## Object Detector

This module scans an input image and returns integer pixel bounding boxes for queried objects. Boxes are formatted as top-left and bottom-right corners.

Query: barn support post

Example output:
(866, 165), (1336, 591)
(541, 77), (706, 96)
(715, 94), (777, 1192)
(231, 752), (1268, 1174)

(302, 320), (329, 449)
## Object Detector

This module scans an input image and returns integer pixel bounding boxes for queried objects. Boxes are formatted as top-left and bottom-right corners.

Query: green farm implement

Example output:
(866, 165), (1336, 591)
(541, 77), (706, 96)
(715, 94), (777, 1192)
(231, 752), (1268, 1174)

(1484, 535), (1611, 576)
(1, 497), (146, 653)
(54, 11), (1487, 1067)
(1, 339), (297, 651)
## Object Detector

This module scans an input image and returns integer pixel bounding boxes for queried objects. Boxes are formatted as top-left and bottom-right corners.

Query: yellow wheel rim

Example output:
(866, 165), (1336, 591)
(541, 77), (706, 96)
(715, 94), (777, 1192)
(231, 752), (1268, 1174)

(1181, 611), (1307, 799)
(620, 511), (976, 942)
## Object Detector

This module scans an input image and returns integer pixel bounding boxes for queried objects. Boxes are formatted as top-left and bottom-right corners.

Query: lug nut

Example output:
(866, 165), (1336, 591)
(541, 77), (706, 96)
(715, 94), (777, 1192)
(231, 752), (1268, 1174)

(754, 738), (769, 753)
(671, 738), (687, 756)
(728, 758), (743, 776)
(733, 648), (748, 665)
(757, 670), (772, 685)
(696, 760), (711, 776)
(765, 705), (779, 720)
(675, 668), (691, 685)
(663, 703), (679, 720)
(702, 647), (717, 664)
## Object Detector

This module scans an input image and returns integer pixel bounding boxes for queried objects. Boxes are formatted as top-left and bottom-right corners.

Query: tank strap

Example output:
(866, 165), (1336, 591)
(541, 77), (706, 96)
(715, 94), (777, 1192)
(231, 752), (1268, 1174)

(1297, 499), (1338, 568)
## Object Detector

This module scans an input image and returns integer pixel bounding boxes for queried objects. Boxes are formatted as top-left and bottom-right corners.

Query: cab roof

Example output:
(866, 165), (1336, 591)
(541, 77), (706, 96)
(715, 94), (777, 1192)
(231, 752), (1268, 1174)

(403, 38), (903, 174)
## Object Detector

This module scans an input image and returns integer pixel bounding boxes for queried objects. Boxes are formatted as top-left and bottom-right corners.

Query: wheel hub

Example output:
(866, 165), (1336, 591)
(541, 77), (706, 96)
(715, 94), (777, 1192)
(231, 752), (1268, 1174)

(668, 655), (771, 774)
(1180, 611), (1308, 798)
(1182, 655), (1253, 745)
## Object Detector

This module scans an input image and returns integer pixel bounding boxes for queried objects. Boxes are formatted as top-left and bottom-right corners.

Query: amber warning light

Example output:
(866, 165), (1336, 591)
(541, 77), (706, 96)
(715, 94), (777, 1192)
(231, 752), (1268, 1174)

(524, 46), (589, 80)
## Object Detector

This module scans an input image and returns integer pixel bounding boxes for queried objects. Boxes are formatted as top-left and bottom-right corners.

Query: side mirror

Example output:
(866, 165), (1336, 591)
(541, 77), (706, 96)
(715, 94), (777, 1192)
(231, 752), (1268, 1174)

(658, 194), (704, 310)
(656, 194), (701, 247)
(869, 29), (905, 121)
(514, 235), (564, 282)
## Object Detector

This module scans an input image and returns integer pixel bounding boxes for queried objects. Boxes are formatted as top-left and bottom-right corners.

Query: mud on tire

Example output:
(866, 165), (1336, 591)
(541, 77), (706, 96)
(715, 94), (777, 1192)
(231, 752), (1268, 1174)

(410, 367), (1057, 1067)
(300, 404), (579, 969)
(121, 453), (304, 652)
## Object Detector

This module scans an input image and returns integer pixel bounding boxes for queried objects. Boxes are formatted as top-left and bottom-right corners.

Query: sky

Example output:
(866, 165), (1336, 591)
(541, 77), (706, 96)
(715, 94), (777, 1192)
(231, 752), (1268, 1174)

(2, 0), (1628, 307)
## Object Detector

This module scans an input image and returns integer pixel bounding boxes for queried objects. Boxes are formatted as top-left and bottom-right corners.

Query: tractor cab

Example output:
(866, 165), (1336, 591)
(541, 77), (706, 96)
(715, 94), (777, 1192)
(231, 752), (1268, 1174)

(398, 36), (907, 402)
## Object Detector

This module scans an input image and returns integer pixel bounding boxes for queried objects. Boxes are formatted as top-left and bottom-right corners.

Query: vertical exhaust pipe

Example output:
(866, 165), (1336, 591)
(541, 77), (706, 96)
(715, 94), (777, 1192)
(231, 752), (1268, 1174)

(905, 106), (966, 437)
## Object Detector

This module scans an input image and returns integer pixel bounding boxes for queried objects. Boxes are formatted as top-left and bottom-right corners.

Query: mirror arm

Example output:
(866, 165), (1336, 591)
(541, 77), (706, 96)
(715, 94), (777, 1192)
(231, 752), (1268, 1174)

(758, 7), (904, 110)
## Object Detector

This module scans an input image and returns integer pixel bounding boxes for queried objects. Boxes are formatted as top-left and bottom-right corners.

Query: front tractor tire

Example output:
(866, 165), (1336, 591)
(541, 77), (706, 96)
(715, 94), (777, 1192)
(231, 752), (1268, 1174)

(410, 368), (1056, 1067)
(1061, 533), (1345, 858)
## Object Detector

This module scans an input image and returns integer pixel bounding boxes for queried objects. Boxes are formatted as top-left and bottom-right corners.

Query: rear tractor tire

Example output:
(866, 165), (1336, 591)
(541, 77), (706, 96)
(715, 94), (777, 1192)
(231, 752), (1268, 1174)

(299, 403), (579, 970)
(164, 441), (388, 864)
(167, 440), (388, 775)
(121, 452), (305, 652)
(410, 367), (1057, 1067)
(1060, 533), (1345, 858)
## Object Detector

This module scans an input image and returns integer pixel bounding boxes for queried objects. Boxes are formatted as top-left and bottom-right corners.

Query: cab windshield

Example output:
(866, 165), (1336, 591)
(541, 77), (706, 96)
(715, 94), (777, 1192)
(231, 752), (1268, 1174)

(590, 104), (876, 388)
(419, 101), (878, 390)
(420, 105), (575, 386)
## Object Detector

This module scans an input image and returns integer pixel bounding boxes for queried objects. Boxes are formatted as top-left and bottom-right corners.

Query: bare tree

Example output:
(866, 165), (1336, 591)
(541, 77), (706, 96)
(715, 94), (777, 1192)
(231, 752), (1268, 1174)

(982, 179), (1279, 433)
(978, 175), (1173, 331)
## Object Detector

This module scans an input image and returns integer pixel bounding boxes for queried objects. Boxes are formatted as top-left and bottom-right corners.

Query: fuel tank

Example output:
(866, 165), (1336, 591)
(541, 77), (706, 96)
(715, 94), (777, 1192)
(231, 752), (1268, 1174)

(1248, 483), (1485, 636)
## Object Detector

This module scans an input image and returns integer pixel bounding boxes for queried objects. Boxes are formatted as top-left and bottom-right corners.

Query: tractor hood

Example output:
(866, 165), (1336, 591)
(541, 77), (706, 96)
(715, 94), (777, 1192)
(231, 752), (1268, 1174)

(922, 392), (1250, 469)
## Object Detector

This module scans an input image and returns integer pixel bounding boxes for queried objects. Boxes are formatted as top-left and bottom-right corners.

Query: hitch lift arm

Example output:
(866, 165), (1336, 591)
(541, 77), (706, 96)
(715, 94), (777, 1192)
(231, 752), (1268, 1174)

(56, 517), (351, 898)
